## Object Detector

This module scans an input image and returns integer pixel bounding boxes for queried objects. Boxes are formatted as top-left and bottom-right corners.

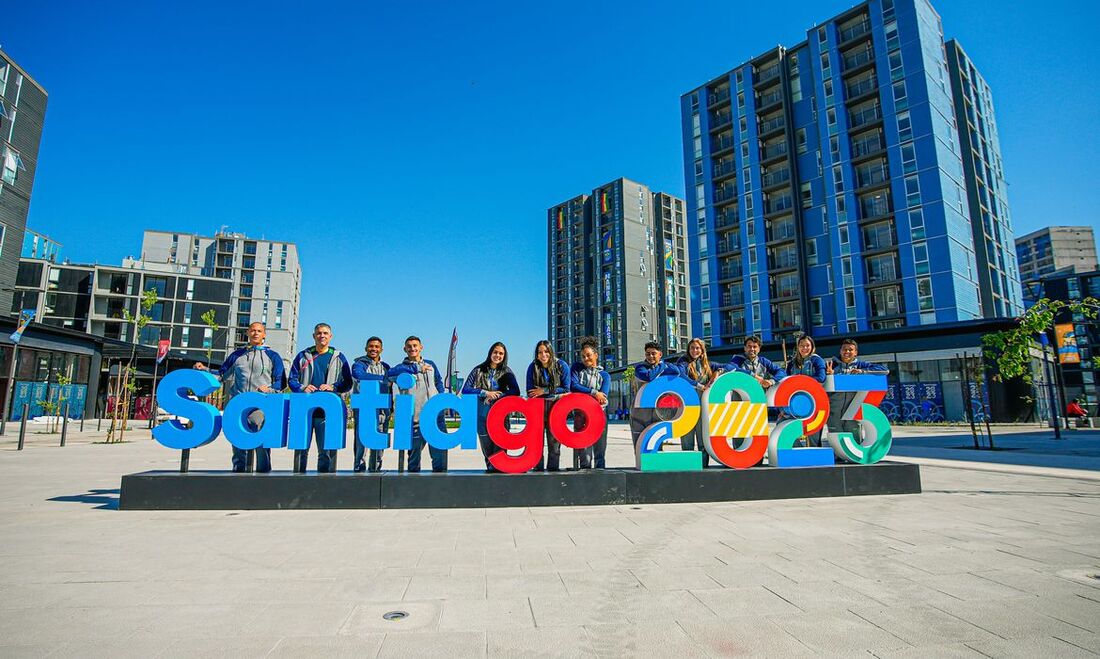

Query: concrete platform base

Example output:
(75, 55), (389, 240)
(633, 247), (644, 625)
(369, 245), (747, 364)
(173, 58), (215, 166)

(119, 462), (921, 510)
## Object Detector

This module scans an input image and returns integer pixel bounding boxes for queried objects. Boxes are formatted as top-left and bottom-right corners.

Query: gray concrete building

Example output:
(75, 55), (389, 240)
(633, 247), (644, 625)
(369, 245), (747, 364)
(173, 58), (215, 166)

(1015, 226), (1099, 299)
(0, 50), (48, 315)
(139, 230), (301, 363)
(548, 178), (690, 370)
(12, 257), (234, 365)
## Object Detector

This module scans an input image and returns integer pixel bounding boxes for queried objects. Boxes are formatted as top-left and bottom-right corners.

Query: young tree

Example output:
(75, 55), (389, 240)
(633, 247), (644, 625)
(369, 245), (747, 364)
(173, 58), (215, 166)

(982, 297), (1099, 384)
(108, 288), (158, 443)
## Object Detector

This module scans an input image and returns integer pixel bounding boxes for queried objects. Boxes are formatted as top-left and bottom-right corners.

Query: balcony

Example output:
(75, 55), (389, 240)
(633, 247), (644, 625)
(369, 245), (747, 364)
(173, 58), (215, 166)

(856, 164), (889, 188)
(862, 224), (897, 252)
(866, 256), (900, 284)
(709, 88), (731, 106)
(715, 209), (739, 229)
(710, 110), (732, 130)
(757, 88), (783, 110)
(764, 195), (793, 216)
(761, 142), (788, 162)
(849, 104), (882, 129)
(714, 184), (737, 204)
(767, 220), (797, 243)
(859, 192), (892, 220)
(845, 76), (877, 101)
(759, 116), (785, 135)
(851, 132), (885, 158)
(762, 168), (791, 189)
(770, 284), (800, 300)
(716, 239), (739, 256)
(720, 292), (744, 308)
(839, 20), (872, 44)
(712, 160), (737, 179)
(718, 265), (742, 281)
(842, 47), (874, 73)
(712, 134), (735, 154)
(757, 64), (781, 84)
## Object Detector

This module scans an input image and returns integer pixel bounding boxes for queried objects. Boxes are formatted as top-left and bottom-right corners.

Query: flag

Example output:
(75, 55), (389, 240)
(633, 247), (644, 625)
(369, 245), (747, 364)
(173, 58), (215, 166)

(445, 327), (458, 392)
(600, 191), (610, 214)
(156, 339), (171, 364)
(10, 309), (34, 344)
(556, 208), (564, 230)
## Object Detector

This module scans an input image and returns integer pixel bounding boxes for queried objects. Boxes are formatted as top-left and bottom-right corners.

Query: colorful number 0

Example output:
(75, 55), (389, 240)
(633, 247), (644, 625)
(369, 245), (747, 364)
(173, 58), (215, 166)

(699, 371), (769, 469)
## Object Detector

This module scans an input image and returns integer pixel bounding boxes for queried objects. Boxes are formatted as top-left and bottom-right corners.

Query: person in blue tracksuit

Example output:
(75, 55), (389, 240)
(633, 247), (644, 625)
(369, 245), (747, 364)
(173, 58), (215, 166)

(462, 342), (520, 472)
(724, 335), (786, 391)
(197, 322), (285, 473)
(526, 340), (571, 471)
(386, 335), (449, 472)
(825, 338), (889, 445)
(351, 336), (391, 472)
(785, 335), (828, 447)
(629, 340), (683, 449)
(288, 323), (354, 473)
(570, 337), (610, 469)
(676, 337), (715, 467)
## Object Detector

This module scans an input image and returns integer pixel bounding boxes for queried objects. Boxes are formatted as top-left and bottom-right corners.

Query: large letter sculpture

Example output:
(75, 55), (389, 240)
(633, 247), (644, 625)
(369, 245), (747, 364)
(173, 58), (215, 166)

(827, 374), (892, 464)
(547, 393), (605, 451)
(421, 392), (478, 451)
(766, 375), (833, 468)
(287, 392), (347, 450)
(699, 371), (769, 469)
(634, 375), (701, 471)
(349, 380), (391, 451)
(152, 369), (223, 450)
(486, 396), (546, 473)
(222, 392), (289, 450)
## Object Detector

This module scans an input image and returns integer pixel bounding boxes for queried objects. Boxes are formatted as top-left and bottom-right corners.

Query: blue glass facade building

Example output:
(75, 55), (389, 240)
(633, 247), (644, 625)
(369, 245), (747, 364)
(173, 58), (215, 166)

(681, 0), (1022, 347)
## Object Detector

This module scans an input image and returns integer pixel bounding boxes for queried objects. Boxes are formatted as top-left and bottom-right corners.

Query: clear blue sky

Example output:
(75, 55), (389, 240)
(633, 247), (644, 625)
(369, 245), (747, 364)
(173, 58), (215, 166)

(5, 0), (1099, 377)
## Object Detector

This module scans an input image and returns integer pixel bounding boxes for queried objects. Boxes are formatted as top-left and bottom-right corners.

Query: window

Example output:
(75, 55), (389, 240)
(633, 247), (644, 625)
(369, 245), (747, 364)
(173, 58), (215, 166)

(805, 238), (818, 265)
(869, 286), (901, 317)
(2, 146), (20, 185)
(811, 298), (823, 325)
(892, 81), (908, 110)
(909, 208), (925, 240)
(897, 111), (912, 142)
(801, 183), (812, 208)
(904, 175), (921, 207)
(866, 253), (898, 282)
(889, 50), (904, 80)
(827, 108), (837, 126)
(844, 289), (856, 309)
(796, 128), (807, 154)
(917, 276), (934, 311)
(824, 79), (834, 100)
(901, 142), (917, 174)
(185, 279), (195, 301)
(839, 225), (850, 247)
(841, 256), (852, 276)
(833, 166), (844, 192)
(183, 302), (193, 323)
(913, 242), (930, 275)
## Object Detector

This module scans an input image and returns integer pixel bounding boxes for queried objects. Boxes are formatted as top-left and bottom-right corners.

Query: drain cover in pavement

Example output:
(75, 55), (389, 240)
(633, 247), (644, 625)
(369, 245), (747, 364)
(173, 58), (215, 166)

(382, 611), (409, 621)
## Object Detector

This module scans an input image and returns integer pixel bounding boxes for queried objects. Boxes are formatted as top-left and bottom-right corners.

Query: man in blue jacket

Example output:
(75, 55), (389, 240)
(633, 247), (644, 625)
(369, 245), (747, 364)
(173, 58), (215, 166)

(352, 336), (391, 472)
(289, 323), (354, 473)
(197, 322), (285, 473)
(629, 341), (683, 448)
(724, 335), (786, 391)
(386, 336), (448, 472)
(825, 338), (889, 444)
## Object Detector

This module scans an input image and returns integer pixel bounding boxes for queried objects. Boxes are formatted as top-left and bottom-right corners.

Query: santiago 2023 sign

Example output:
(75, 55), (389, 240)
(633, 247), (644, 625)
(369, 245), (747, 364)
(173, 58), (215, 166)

(153, 369), (892, 472)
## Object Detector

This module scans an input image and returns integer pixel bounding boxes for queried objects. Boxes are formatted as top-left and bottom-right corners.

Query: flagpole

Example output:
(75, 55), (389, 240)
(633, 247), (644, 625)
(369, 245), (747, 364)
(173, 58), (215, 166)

(149, 358), (160, 429)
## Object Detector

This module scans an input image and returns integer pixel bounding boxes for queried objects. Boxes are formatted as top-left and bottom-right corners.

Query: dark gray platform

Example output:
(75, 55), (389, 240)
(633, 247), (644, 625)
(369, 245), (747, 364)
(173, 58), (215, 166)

(119, 462), (921, 510)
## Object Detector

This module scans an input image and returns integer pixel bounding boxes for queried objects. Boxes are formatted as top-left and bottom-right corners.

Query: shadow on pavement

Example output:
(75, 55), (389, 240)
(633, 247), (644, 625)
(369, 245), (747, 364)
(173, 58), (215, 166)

(48, 488), (120, 510)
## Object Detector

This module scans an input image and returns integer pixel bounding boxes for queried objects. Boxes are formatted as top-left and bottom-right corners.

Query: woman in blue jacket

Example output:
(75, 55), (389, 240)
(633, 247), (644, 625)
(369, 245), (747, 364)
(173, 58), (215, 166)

(526, 340), (571, 471)
(462, 342), (520, 472)
(677, 338), (716, 467)
(785, 335), (827, 447)
(570, 337), (611, 469)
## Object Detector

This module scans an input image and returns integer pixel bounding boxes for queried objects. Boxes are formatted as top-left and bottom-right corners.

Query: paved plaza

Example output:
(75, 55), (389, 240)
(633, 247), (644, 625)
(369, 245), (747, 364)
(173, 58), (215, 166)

(1, 422), (1098, 657)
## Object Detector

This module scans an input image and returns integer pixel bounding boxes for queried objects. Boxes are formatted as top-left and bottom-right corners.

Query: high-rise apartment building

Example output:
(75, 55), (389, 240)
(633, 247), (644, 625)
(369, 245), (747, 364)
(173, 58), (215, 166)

(548, 178), (690, 369)
(945, 39), (1021, 317)
(681, 0), (1022, 347)
(0, 50), (48, 315)
(140, 230), (301, 362)
(1015, 226), (1099, 299)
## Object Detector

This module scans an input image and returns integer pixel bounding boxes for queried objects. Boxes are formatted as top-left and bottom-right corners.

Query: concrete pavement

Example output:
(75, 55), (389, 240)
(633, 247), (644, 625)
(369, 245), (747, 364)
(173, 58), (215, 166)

(0, 423), (1098, 657)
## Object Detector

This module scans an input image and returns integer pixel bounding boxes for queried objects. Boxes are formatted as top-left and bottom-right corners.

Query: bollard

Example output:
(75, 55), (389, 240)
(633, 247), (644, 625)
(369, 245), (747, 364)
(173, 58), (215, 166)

(180, 449), (190, 473)
(60, 404), (70, 447)
(97, 399), (102, 432)
(246, 449), (255, 473)
(80, 410), (85, 433)
(17, 403), (29, 451)
(398, 449), (405, 473)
